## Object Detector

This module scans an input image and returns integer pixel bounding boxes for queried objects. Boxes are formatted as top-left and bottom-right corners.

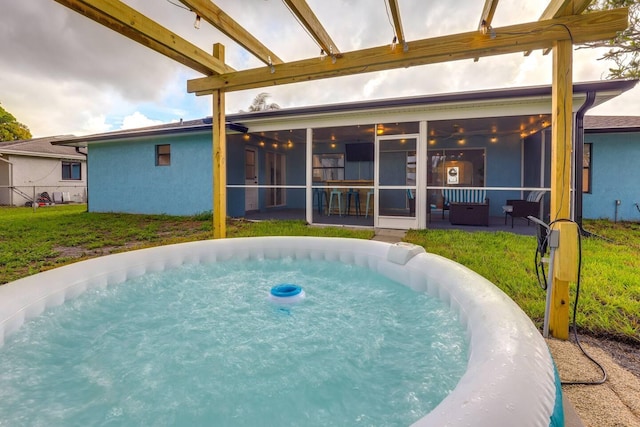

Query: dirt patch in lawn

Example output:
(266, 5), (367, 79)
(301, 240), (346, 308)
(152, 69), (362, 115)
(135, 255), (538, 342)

(53, 242), (142, 259)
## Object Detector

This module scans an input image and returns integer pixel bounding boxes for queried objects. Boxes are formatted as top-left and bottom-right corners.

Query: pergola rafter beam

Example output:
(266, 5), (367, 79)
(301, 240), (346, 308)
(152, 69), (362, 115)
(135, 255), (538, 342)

(478, 0), (500, 29)
(188, 8), (628, 94)
(475, 0), (500, 61)
(388, 0), (406, 46)
(283, 0), (340, 55)
(527, 0), (594, 55)
(179, 0), (283, 66)
(541, 0), (593, 20)
(53, 0), (233, 75)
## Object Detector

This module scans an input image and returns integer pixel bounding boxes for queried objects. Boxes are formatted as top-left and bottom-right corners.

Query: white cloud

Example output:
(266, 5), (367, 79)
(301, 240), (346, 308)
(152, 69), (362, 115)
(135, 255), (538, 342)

(121, 112), (164, 130)
(0, 0), (637, 139)
(80, 113), (112, 135)
(362, 72), (388, 98)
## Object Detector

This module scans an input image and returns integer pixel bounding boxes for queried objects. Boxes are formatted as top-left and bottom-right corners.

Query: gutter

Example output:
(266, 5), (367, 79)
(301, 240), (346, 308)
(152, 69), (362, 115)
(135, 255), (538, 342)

(75, 147), (89, 212)
(52, 80), (636, 148)
(0, 149), (85, 160)
(229, 79), (638, 122)
(0, 156), (13, 206)
(52, 121), (248, 147)
(575, 90), (597, 229)
(585, 126), (640, 134)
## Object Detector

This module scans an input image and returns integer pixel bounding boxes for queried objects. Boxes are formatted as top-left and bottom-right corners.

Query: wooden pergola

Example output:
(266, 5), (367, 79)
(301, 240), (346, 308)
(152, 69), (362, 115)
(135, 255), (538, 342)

(53, 0), (628, 339)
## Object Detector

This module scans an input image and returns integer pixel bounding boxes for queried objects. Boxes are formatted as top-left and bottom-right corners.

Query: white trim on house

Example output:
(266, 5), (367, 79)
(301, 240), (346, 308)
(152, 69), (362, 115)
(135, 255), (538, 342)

(0, 149), (86, 160)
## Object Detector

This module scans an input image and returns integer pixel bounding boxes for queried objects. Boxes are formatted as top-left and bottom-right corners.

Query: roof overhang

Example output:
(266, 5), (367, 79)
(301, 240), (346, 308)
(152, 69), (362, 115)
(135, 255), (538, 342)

(586, 126), (640, 134)
(52, 79), (637, 147)
(230, 79), (637, 122)
(0, 150), (87, 160)
(53, 121), (248, 148)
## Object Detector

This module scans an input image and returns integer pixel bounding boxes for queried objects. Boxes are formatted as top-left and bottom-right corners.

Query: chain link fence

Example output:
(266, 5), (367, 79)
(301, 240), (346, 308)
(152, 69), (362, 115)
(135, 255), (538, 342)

(0, 185), (87, 208)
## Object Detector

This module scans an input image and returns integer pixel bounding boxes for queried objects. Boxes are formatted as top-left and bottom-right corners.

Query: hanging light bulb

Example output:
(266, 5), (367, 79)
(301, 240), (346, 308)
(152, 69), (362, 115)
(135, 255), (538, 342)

(320, 48), (326, 61)
(268, 56), (275, 74)
(329, 46), (336, 64)
(479, 20), (496, 39)
(194, 14), (201, 29)
(391, 36), (397, 51)
(480, 20), (488, 35)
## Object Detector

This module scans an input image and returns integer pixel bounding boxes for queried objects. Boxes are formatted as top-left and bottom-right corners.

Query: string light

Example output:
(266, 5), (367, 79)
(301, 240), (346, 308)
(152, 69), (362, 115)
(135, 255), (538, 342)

(479, 20), (496, 39)
(329, 46), (336, 64)
(268, 56), (275, 74)
(391, 36), (397, 51)
(194, 14), (201, 29)
(480, 20), (488, 34)
(320, 49), (326, 61)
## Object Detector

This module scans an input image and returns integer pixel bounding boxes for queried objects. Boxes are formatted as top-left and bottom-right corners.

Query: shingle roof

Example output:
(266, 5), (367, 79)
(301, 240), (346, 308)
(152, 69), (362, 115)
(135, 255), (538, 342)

(0, 135), (84, 157)
(585, 115), (640, 131)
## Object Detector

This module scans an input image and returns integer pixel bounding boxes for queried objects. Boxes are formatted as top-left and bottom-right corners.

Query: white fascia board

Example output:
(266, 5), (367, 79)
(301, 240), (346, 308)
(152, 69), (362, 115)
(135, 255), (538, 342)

(0, 150), (86, 161)
(233, 94), (571, 133)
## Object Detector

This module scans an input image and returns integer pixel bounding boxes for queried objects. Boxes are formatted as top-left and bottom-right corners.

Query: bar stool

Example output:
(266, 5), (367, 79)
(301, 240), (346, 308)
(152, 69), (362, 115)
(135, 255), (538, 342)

(313, 188), (327, 214)
(365, 189), (374, 218)
(346, 188), (361, 216)
(328, 189), (343, 216)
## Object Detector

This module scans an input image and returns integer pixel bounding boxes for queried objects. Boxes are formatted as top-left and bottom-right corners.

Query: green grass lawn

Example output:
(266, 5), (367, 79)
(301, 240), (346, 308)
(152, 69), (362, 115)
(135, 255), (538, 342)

(1, 204), (638, 344)
(404, 224), (640, 345)
(0, 205), (374, 284)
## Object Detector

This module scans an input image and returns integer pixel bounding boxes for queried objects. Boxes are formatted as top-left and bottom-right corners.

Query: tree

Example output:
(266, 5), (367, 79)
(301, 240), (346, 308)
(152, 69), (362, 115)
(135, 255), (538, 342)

(0, 104), (32, 142)
(245, 93), (280, 112)
(582, 0), (640, 79)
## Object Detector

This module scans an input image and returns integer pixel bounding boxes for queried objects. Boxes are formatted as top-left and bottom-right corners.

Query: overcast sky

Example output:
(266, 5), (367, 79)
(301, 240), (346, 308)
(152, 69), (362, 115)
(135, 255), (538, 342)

(1, 0), (638, 138)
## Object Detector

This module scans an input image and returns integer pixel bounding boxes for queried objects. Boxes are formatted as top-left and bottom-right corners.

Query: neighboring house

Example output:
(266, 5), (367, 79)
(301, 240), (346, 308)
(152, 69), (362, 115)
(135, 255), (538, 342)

(583, 116), (640, 221)
(54, 80), (639, 229)
(0, 136), (87, 206)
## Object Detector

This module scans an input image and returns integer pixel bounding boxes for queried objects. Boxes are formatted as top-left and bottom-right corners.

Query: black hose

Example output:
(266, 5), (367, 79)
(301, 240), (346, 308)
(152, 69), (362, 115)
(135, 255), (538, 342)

(538, 219), (608, 386)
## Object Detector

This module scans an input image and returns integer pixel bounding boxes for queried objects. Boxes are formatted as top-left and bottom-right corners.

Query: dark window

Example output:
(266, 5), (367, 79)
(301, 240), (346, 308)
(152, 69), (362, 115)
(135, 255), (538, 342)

(62, 161), (81, 180)
(312, 153), (344, 181)
(583, 143), (592, 193)
(156, 144), (171, 166)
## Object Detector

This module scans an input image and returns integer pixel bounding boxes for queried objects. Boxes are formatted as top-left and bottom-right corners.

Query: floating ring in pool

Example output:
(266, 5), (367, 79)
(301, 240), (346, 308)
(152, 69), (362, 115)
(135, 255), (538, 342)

(269, 284), (305, 303)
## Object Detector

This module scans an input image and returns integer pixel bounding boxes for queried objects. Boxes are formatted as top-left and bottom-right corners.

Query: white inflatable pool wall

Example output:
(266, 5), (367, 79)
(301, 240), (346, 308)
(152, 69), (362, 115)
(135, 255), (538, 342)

(0, 237), (561, 427)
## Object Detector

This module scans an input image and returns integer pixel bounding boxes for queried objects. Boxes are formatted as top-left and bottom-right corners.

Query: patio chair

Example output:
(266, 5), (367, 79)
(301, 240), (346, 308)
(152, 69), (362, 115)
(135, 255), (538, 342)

(441, 188), (488, 219)
(502, 191), (545, 228)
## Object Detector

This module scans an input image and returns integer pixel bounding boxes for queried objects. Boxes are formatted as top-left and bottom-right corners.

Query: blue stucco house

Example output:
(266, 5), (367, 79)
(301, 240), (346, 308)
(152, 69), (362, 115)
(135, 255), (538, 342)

(55, 80), (639, 229)
(583, 116), (640, 221)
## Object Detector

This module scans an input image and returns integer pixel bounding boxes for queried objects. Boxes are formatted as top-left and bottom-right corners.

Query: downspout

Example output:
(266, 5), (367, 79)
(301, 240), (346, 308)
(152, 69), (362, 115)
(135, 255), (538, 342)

(574, 90), (596, 230)
(75, 146), (88, 212)
(0, 156), (14, 206)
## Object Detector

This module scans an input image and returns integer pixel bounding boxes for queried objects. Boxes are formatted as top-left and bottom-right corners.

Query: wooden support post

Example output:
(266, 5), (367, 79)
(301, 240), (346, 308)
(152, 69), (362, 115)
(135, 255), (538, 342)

(549, 39), (573, 340)
(212, 43), (227, 239)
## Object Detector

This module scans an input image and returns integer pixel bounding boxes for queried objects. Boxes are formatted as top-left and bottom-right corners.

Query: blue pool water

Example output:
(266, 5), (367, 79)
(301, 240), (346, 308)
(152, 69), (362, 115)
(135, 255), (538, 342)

(0, 258), (468, 426)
